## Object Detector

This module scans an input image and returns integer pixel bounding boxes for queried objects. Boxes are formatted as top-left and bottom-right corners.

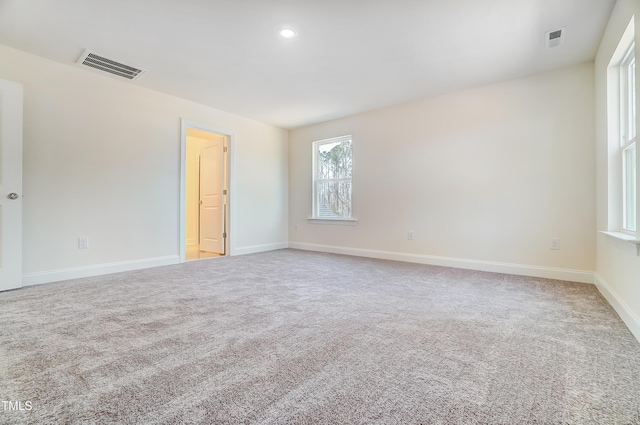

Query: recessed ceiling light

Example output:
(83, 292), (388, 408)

(280, 28), (297, 39)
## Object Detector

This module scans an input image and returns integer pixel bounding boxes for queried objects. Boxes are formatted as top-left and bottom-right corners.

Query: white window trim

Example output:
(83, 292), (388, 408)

(307, 218), (358, 225)
(311, 135), (355, 223)
(600, 231), (640, 256)
(620, 42), (637, 233)
(622, 143), (636, 232)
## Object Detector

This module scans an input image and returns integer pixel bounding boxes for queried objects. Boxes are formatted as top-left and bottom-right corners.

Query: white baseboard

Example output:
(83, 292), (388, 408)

(594, 273), (640, 342)
(22, 255), (180, 286)
(233, 242), (289, 256)
(289, 242), (594, 284)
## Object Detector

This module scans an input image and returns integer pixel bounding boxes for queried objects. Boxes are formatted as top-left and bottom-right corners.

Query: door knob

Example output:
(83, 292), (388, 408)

(7, 193), (19, 200)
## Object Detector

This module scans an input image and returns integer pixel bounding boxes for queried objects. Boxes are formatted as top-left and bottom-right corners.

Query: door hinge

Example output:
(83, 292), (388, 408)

(223, 232), (227, 238)
(223, 146), (228, 153)
(223, 189), (227, 195)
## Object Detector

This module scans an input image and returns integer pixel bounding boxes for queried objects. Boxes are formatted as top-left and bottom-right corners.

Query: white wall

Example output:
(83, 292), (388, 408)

(289, 63), (596, 282)
(0, 44), (288, 283)
(594, 0), (640, 341)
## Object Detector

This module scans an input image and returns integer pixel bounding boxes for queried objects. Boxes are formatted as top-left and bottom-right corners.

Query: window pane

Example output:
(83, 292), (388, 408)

(629, 57), (636, 141)
(317, 180), (352, 218)
(624, 143), (636, 231)
(317, 140), (352, 180)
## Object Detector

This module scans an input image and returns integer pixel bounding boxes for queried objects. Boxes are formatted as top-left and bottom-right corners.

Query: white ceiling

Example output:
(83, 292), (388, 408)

(0, 0), (615, 129)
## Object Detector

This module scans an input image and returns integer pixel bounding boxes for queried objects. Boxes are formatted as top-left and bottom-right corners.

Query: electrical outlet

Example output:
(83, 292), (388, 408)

(78, 237), (89, 249)
(550, 238), (560, 250)
(408, 231), (415, 240)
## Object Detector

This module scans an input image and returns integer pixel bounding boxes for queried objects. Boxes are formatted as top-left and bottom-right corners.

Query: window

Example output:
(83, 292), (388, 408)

(620, 42), (637, 232)
(312, 135), (353, 219)
(608, 18), (637, 237)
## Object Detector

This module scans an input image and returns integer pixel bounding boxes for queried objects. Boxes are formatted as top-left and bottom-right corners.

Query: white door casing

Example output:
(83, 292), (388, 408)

(0, 79), (23, 291)
(199, 138), (225, 254)
(179, 120), (235, 262)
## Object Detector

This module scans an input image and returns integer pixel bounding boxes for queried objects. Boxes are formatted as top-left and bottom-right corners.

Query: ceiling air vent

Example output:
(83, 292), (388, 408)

(545, 28), (565, 49)
(76, 50), (146, 80)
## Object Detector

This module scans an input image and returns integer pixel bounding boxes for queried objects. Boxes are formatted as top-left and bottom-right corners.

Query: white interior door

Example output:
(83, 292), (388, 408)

(0, 79), (23, 291)
(199, 138), (225, 254)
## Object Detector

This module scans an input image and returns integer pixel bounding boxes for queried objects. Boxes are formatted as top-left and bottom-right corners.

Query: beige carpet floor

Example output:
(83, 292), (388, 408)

(1, 249), (639, 424)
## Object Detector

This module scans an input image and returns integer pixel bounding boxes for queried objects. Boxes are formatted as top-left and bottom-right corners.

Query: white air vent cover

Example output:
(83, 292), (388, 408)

(545, 28), (566, 49)
(77, 50), (146, 80)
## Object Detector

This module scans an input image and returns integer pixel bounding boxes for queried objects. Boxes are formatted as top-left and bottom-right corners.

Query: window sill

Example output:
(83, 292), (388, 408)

(308, 218), (357, 226)
(600, 231), (640, 256)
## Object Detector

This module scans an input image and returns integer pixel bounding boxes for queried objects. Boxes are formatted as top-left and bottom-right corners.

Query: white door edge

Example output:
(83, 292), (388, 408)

(0, 79), (23, 291)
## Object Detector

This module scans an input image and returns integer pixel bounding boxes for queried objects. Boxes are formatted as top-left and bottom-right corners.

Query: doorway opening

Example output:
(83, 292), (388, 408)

(180, 121), (232, 262)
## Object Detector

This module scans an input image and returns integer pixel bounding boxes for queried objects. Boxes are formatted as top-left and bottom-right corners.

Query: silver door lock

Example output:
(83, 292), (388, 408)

(7, 193), (19, 200)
